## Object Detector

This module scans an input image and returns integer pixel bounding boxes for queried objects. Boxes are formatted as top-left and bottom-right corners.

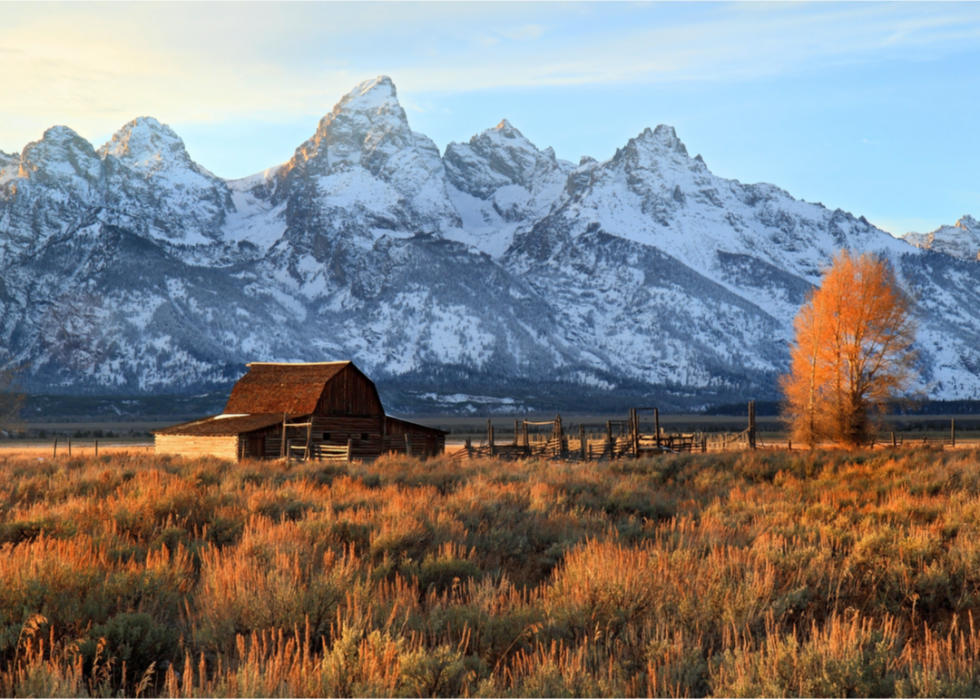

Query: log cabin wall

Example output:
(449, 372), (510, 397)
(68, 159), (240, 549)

(155, 435), (240, 461)
(261, 416), (444, 459)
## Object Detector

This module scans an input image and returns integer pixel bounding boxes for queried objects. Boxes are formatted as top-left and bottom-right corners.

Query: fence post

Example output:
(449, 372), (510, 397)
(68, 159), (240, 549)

(580, 424), (586, 461)
(489, 423), (495, 458)
(280, 414), (287, 459)
(95, 439), (99, 457)
(952, 419), (956, 448)
(553, 415), (564, 458)
(68, 437), (72, 458)
(347, 438), (353, 463)
(654, 408), (661, 452)
(892, 432), (896, 447)
(405, 433), (412, 456)
(748, 401), (757, 450)
(53, 437), (58, 458)
(627, 409), (634, 456)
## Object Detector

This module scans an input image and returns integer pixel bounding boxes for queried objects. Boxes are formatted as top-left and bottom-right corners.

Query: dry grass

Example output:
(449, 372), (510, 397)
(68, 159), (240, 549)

(2, 448), (980, 696)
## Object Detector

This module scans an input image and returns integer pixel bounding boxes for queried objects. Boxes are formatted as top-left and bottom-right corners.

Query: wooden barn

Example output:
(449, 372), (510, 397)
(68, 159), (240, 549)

(153, 361), (446, 462)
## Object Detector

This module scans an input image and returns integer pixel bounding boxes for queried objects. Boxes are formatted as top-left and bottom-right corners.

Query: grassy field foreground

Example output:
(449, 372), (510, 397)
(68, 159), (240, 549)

(4, 449), (980, 696)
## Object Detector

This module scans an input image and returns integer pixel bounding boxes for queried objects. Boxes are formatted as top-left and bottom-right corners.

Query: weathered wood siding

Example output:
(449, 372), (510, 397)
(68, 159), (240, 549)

(261, 414), (444, 459)
(155, 435), (240, 461)
(315, 364), (384, 417)
(385, 416), (445, 456)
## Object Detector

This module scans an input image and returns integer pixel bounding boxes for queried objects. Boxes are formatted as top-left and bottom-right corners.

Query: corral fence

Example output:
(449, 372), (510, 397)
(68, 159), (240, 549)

(873, 421), (960, 450)
(454, 401), (761, 462)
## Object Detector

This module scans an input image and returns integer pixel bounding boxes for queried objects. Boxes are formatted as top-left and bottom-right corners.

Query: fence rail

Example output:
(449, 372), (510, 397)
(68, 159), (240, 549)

(453, 403), (762, 462)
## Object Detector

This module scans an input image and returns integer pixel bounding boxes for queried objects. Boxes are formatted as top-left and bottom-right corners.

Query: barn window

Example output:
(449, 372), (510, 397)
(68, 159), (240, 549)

(361, 433), (369, 440)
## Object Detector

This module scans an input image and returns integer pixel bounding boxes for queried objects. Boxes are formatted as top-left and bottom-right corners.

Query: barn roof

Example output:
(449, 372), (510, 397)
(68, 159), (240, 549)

(223, 361), (352, 415)
(153, 413), (285, 437)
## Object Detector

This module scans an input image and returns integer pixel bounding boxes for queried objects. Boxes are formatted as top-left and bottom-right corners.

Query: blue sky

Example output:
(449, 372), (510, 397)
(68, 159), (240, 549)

(1, 2), (978, 235)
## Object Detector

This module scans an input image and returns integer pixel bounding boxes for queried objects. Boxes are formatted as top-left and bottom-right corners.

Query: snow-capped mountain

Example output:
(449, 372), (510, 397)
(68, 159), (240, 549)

(1, 75), (978, 410)
(903, 216), (980, 262)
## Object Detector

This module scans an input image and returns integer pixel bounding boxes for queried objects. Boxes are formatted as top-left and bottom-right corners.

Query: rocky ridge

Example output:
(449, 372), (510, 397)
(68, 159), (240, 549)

(1, 76), (978, 411)
(904, 216), (980, 262)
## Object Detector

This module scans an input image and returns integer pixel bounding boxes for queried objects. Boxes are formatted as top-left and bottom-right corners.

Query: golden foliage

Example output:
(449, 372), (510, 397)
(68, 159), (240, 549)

(782, 250), (917, 447)
(0, 448), (980, 696)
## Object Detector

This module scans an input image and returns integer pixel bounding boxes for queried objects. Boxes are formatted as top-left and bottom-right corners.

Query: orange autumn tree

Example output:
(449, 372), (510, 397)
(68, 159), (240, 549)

(781, 250), (917, 447)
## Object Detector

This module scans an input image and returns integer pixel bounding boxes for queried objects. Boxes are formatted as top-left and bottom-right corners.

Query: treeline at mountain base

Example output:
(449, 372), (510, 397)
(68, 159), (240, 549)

(5, 449), (980, 697)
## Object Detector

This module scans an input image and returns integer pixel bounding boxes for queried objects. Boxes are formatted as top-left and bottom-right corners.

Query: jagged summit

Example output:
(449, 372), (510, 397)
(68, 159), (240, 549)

(648, 124), (689, 155)
(617, 124), (692, 165)
(956, 215), (978, 230)
(903, 215), (980, 261)
(20, 126), (102, 179)
(492, 119), (522, 138)
(32, 126), (91, 158)
(312, 74), (410, 156)
(340, 75), (401, 112)
(279, 73), (424, 184)
(98, 117), (192, 173)
(445, 117), (566, 197)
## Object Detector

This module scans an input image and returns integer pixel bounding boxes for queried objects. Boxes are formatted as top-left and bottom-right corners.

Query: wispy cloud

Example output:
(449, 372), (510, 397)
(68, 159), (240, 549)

(1, 2), (979, 151)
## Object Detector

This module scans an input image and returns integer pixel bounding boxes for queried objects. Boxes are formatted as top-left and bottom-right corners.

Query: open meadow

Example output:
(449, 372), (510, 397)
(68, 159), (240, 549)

(4, 447), (980, 697)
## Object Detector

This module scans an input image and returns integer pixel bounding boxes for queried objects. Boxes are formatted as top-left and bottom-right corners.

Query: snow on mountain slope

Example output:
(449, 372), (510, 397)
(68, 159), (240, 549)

(514, 124), (909, 282)
(0, 126), (104, 252)
(443, 119), (573, 256)
(223, 168), (287, 251)
(506, 124), (977, 399)
(97, 117), (235, 246)
(1, 75), (978, 407)
(272, 76), (460, 245)
(903, 216), (980, 262)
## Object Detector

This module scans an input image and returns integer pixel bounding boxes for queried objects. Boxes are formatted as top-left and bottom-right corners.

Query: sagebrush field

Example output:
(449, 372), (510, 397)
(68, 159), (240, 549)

(4, 448), (980, 697)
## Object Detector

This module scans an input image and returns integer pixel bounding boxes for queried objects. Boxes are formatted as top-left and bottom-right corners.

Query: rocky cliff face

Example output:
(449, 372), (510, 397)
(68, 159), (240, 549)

(1, 76), (978, 410)
(904, 216), (980, 262)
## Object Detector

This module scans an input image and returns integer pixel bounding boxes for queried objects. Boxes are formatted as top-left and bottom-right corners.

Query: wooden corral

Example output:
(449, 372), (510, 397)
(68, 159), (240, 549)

(456, 403), (760, 462)
(154, 362), (446, 462)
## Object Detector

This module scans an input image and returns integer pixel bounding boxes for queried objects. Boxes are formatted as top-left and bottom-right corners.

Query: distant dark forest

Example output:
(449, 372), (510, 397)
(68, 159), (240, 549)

(704, 399), (980, 417)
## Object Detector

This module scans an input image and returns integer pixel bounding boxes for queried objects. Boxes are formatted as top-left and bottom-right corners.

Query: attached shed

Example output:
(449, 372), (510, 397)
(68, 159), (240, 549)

(154, 361), (446, 461)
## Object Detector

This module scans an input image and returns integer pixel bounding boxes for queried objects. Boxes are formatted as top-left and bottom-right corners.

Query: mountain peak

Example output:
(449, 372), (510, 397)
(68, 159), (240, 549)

(99, 117), (191, 172)
(341, 75), (399, 111)
(904, 215), (980, 261)
(645, 124), (689, 156)
(493, 119), (522, 138)
(293, 75), (412, 170)
(40, 125), (86, 145)
(956, 215), (978, 231)
(17, 126), (101, 183)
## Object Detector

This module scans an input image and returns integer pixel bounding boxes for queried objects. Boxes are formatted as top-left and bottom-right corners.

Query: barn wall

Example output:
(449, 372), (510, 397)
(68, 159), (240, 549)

(155, 435), (240, 461)
(263, 415), (444, 459)
(315, 365), (384, 417)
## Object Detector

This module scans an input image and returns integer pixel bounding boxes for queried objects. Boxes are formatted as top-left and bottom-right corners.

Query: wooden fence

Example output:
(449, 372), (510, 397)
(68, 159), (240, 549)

(454, 403), (760, 462)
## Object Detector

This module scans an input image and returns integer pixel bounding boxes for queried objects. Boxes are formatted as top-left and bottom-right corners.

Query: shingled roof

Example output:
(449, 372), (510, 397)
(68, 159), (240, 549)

(154, 413), (285, 437)
(223, 361), (350, 415)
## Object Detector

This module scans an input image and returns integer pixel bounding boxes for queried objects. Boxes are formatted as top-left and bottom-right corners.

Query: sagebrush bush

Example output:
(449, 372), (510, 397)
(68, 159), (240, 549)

(2, 447), (980, 696)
